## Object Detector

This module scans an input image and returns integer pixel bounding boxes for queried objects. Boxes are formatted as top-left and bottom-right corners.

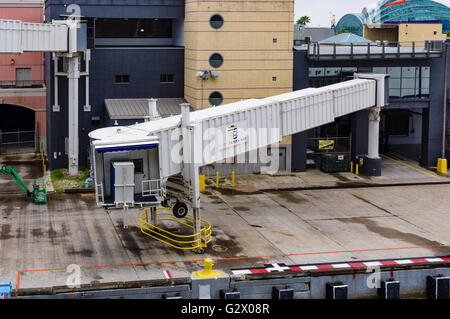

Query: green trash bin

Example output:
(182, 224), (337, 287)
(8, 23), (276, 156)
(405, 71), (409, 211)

(320, 153), (350, 173)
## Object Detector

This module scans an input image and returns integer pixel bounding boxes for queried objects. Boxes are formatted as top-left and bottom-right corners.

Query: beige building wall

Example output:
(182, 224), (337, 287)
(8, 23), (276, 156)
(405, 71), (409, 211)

(363, 26), (398, 42)
(398, 23), (447, 45)
(363, 23), (446, 46)
(184, 0), (294, 109)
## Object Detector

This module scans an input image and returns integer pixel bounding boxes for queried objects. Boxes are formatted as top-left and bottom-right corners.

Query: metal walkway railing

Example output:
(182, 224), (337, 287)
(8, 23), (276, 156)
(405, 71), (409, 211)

(139, 209), (212, 250)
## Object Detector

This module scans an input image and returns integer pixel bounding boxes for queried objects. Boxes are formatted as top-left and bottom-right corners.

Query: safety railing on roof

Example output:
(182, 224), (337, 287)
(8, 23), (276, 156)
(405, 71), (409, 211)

(307, 40), (444, 60)
(139, 209), (212, 250)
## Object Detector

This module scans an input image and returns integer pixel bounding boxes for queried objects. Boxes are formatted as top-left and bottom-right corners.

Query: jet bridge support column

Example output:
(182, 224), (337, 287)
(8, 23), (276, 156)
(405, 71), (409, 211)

(181, 103), (203, 253)
(354, 73), (388, 177)
(365, 106), (382, 176)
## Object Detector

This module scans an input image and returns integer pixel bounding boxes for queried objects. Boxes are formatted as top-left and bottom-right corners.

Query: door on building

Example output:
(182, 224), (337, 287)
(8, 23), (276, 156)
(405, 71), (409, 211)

(268, 147), (287, 172)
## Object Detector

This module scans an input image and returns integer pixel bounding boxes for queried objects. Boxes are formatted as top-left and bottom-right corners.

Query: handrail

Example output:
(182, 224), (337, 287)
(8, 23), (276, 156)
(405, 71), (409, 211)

(142, 179), (164, 197)
(139, 209), (212, 250)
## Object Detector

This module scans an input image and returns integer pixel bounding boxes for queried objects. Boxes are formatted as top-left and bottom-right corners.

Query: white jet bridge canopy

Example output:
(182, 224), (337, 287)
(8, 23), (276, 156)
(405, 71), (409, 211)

(90, 75), (386, 181)
(90, 73), (387, 239)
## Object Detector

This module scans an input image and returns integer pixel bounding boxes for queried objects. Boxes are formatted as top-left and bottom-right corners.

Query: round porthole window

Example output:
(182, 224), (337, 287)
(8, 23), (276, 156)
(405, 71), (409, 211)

(209, 91), (223, 106)
(210, 14), (224, 29)
(209, 53), (224, 68)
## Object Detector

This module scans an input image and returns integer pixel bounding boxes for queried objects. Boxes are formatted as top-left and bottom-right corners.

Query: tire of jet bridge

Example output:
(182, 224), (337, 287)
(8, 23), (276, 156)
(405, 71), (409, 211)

(173, 202), (189, 219)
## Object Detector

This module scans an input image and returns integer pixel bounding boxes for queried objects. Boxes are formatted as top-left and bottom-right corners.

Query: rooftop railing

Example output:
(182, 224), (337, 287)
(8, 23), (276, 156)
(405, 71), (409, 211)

(306, 40), (445, 60)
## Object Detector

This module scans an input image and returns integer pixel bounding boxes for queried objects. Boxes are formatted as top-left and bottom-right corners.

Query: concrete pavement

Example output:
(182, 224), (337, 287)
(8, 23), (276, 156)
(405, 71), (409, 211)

(0, 154), (449, 292)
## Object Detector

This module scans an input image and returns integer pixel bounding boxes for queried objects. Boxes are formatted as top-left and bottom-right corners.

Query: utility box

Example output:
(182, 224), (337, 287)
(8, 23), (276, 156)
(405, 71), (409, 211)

(326, 282), (348, 299)
(378, 280), (400, 299)
(273, 287), (294, 299)
(220, 290), (241, 299)
(320, 153), (350, 173)
(0, 281), (12, 299)
(113, 162), (135, 205)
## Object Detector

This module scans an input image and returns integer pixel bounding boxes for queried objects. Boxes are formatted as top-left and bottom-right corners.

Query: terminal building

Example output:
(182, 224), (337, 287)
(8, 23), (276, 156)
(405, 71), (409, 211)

(44, 0), (294, 171)
(293, 38), (449, 170)
(0, 0), (46, 154)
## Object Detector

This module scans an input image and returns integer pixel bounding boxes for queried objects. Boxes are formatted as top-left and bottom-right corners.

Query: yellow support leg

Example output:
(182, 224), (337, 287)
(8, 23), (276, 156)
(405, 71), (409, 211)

(199, 175), (206, 191)
(216, 172), (219, 189)
(437, 158), (448, 174)
(232, 171), (235, 188)
(355, 164), (359, 175)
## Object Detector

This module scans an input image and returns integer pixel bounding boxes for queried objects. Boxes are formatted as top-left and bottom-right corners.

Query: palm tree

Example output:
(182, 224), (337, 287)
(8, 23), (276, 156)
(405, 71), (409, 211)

(296, 16), (311, 26)
(336, 28), (349, 35)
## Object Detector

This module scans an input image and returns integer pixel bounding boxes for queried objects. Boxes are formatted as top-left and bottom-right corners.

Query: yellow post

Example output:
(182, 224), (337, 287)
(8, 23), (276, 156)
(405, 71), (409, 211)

(350, 161), (354, 173)
(193, 258), (224, 279)
(216, 172), (219, 188)
(437, 158), (448, 174)
(356, 164), (359, 175)
(232, 171), (235, 188)
(206, 167), (210, 182)
(199, 175), (206, 191)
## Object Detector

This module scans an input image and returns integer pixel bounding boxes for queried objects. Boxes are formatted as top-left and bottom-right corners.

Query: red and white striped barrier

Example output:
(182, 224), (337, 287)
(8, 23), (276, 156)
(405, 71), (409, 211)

(163, 270), (173, 280)
(231, 256), (450, 276)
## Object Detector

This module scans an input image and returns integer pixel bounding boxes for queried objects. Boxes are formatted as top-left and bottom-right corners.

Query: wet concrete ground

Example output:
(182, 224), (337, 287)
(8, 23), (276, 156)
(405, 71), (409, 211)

(0, 154), (449, 290)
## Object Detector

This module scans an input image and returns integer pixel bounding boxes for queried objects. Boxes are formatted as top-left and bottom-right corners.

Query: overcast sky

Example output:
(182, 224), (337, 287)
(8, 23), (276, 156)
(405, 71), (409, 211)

(294, 0), (450, 27)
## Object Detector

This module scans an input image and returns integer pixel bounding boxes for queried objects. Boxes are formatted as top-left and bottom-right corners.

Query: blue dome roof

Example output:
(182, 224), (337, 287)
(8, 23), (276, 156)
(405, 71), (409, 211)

(336, 0), (450, 36)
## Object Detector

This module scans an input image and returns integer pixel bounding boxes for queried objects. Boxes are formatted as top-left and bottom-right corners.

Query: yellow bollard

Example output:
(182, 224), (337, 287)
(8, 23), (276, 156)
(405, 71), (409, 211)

(350, 161), (354, 173)
(232, 171), (235, 188)
(437, 158), (448, 174)
(193, 258), (224, 279)
(206, 167), (210, 182)
(216, 172), (220, 188)
(199, 175), (206, 191)
(355, 164), (359, 175)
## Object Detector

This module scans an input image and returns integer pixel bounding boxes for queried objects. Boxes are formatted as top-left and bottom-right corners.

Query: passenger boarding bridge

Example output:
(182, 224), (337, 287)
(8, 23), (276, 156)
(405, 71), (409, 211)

(89, 74), (388, 249)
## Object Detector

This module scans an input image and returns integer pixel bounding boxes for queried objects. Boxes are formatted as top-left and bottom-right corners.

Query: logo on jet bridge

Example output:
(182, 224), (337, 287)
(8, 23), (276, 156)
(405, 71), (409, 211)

(224, 122), (248, 149)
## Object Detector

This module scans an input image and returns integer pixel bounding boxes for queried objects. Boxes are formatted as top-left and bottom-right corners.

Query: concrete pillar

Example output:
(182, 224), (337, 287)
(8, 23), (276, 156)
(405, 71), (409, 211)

(181, 103), (191, 181)
(368, 107), (381, 159)
(67, 55), (80, 176)
(291, 131), (307, 172)
(364, 106), (382, 176)
(151, 206), (157, 226)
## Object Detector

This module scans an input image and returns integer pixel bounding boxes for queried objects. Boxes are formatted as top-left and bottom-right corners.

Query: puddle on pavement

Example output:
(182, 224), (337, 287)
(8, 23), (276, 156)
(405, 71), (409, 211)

(340, 217), (450, 255)
(233, 206), (250, 211)
(67, 249), (94, 257)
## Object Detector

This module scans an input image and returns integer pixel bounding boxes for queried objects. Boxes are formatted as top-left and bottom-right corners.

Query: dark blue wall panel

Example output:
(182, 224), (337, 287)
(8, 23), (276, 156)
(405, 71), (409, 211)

(47, 48), (184, 169)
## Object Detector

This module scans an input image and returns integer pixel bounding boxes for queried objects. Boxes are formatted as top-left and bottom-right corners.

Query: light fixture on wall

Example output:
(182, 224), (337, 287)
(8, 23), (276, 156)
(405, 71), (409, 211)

(196, 70), (219, 81)
(10, 59), (15, 65)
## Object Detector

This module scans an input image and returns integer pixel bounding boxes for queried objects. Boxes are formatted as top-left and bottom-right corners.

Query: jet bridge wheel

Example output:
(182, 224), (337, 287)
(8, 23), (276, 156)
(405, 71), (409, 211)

(173, 202), (189, 219)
